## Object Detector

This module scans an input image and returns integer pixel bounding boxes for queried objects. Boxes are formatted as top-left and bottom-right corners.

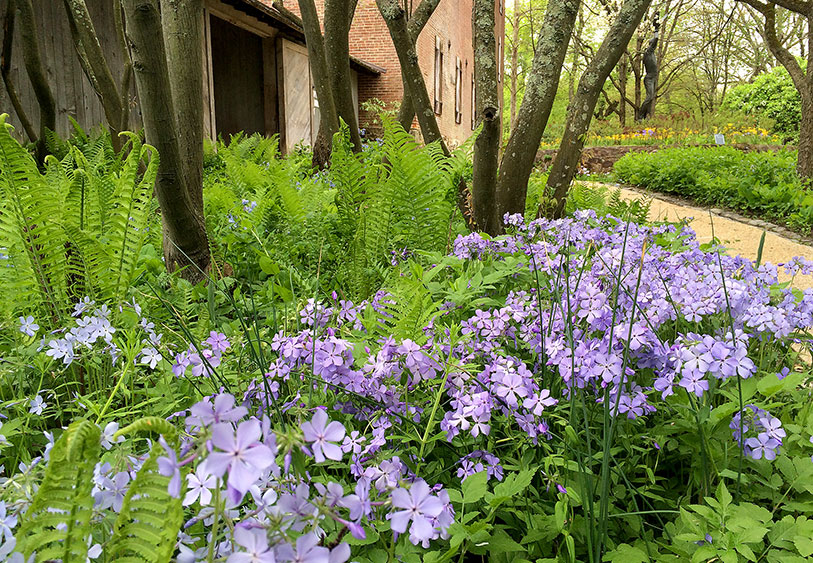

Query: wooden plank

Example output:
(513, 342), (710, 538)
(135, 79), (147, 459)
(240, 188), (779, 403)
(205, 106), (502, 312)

(205, 0), (274, 37)
(203, 8), (216, 140)
(262, 35), (278, 136)
(275, 36), (286, 153)
(280, 39), (311, 152)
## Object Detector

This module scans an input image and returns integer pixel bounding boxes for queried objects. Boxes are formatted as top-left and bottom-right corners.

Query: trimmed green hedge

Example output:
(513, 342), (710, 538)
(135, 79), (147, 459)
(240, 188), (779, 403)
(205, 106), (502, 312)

(613, 146), (813, 235)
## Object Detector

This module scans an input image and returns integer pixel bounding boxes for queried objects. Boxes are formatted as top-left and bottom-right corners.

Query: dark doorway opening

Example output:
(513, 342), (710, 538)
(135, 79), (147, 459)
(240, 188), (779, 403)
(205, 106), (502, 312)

(210, 15), (277, 138)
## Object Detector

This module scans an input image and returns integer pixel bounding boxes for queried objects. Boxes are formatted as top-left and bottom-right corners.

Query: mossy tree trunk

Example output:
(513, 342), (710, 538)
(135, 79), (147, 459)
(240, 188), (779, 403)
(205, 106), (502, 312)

(16, 0), (54, 163)
(492, 0), (580, 230)
(548, 0), (653, 218)
(122, 0), (211, 282)
(737, 0), (813, 179)
(376, 0), (447, 150)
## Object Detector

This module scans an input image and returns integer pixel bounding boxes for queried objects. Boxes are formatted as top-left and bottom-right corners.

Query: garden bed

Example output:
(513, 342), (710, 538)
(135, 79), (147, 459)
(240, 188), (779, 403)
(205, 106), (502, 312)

(535, 143), (793, 175)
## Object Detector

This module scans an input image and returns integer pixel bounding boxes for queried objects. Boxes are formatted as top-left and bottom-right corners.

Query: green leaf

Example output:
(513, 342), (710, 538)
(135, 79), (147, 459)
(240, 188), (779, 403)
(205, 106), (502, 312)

(794, 536), (813, 557)
(602, 543), (649, 563)
(462, 470), (488, 504)
(487, 529), (526, 554)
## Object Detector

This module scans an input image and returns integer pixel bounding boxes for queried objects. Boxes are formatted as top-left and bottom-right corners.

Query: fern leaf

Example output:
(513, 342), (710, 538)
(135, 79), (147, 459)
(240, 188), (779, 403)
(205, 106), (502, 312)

(108, 421), (183, 563)
(17, 419), (100, 561)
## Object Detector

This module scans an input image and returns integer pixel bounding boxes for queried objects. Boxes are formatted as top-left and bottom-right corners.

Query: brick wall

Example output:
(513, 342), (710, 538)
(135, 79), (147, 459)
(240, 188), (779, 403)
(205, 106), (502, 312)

(273, 0), (505, 146)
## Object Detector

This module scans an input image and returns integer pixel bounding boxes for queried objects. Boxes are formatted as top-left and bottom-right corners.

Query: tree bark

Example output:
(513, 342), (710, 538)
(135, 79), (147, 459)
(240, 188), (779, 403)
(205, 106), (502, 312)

(122, 0), (211, 282)
(324, 0), (362, 151)
(376, 0), (447, 150)
(63, 0), (125, 150)
(471, 0), (501, 234)
(492, 0), (580, 229)
(394, 0), (442, 133)
(509, 0), (520, 130)
(635, 13), (659, 120)
(162, 0), (204, 212)
(298, 0), (340, 167)
(617, 54), (628, 126)
(548, 0), (653, 218)
(737, 0), (813, 177)
(17, 0), (55, 162)
(1, 0), (37, 142)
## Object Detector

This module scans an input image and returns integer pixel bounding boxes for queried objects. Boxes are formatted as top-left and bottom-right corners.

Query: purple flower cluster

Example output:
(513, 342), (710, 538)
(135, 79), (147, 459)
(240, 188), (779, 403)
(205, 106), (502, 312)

(731, 405), (786, 461)
(2, 393), (454, 561)
(172, 331), (231, 378)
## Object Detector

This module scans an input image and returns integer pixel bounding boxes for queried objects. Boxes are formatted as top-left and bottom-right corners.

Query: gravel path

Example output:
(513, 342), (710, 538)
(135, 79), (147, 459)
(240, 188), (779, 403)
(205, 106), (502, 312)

(583, 182), (813, 290)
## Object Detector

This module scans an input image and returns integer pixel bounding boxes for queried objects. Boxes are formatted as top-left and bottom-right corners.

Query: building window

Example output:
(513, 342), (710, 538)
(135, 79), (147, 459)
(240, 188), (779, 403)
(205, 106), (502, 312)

(471, 77), (476, 130)
(454, 57), (463, 124)
(434, 36), (443, 115)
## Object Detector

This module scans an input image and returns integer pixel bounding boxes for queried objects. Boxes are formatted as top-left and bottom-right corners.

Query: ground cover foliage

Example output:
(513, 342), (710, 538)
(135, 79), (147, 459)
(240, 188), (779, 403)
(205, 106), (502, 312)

(614, 146), (813, 235)
(0, 121), (811, 562)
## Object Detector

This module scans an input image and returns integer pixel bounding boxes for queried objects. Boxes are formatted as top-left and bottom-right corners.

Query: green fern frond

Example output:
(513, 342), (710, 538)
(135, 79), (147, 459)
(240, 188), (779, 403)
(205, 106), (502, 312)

(17, 419), (100, 561)
(0, 114), (70, 318)
(108, 424), (183, 563)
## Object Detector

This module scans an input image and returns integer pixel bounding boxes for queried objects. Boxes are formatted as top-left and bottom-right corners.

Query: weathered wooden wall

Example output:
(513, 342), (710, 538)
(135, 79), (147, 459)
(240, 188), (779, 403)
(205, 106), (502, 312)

(0, 0), (139, 141)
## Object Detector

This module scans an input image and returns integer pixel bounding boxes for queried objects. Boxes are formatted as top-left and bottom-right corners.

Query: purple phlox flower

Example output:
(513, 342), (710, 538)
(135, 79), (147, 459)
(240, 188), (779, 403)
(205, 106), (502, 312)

(183, 465), (217, 507)
(157, 437), (182, 499)
(46, 339), (74, 365)
(86, 535), (102, 561)
(292, 532), (330, 563)
(340, 431), (366, 454)
(388, 479), (445, 546)
(0, 501), (17, 541)
(206, 331), (231, 354)
(227, 526), (277, 563)
(18, 316), (38, 337)
(678, 370), (709, 397)
(205, 419), (275, 502)
(653, 370), (675, 399)
(28, 395), (45, 415)
(72, 297), (95, 317)
(139, 347), (162, 370)
(301, 409), (345, 463)
(759, 415), (786, 441)
(746, 433), (781, 460)
(187, 394), (248, 429)
(100, 421), (125, 450)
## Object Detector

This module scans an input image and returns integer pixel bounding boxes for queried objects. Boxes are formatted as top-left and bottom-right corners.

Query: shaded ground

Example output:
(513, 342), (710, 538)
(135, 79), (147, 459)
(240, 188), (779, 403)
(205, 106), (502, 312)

(583, 182), (813, 290)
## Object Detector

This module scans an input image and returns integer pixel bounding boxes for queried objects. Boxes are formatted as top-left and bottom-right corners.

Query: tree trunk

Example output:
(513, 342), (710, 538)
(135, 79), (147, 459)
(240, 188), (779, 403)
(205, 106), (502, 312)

(324, 0), (362, 151)
(632, 34), (643, 112)
(548, 0), (653, 218)
(162, 0), (204, 213)
(298, 0), (340, 167)
(395, 0), (441, 133)
(618, 55), (627, 127)
(493, 0), (579, 228)
(122, 0), (210, 282)
(376, 0), (447, 150)
(635, 13), (659, 121)
(17, 0), (54, 162)
(1, 0), (37, 142)
(509, 0), (520, 130)
(63, 0), (126, 150)
(471, 0), (501, 234)
(799, 92), (813, 177)
(736, 1), (813, 178)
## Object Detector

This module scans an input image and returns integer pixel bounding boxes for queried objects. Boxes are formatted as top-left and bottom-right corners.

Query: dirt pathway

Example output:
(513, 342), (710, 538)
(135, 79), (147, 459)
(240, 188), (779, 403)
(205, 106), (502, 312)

(583, 182), (813, 290)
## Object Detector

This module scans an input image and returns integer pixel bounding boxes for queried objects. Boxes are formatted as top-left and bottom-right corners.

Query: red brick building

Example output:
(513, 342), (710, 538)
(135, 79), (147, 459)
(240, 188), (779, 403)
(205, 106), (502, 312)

(279, 0), (506, 146)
